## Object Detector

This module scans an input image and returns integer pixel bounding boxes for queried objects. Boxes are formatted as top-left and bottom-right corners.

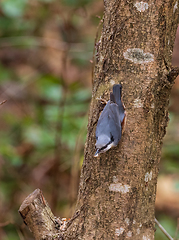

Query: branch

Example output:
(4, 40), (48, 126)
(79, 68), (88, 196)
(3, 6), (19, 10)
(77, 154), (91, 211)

(0, 100), (7, 105)
(19, 189), (82, 239)
(19, 189), (62, 240)
(155, 218), (173, 240)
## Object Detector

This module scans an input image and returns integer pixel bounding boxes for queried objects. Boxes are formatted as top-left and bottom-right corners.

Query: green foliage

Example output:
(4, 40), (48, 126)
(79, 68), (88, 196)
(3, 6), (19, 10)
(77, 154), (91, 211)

(38, 0), (55, 2)
(0, 143), (22, 166)
(0, 17), (35, 36)
(36, 75), (63, 102)
(62, 0), (91, 7)
(0, 64), (12, 82)
(0, 0), (28, 18)
(0, 1), (95, 238)
(2, 224), (21, 240)
(23, 124), (55, 149)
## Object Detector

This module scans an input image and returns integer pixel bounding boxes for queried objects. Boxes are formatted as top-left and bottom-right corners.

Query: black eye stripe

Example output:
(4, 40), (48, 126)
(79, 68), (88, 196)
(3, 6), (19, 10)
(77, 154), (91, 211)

(100, 144), (109, 151)
(99, 138), (113, 151)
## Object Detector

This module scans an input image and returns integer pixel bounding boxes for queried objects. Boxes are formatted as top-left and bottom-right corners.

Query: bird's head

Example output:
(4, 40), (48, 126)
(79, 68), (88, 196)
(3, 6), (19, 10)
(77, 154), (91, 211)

(94, 134), (114, 157)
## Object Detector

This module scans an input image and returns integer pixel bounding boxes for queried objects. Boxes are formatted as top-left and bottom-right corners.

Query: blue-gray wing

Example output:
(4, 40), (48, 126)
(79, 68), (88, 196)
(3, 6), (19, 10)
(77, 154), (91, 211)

(108, 103), (122, 145)
(96, 101), (111, 138)
(96, 102), (122, 146)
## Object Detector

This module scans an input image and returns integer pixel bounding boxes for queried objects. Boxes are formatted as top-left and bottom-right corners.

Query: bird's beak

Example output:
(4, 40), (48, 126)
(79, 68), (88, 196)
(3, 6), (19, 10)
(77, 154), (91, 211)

(94, 149), (100, 157)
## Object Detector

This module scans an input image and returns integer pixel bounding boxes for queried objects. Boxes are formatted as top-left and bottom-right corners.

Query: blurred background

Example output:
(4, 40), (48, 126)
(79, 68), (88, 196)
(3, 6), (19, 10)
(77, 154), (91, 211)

(0, 1), (178, 239)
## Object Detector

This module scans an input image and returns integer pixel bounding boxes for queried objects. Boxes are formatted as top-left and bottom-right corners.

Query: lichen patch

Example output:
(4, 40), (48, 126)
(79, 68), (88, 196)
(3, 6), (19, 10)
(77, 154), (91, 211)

(110, 79), (116, 86)
(134, 98), (143, 108)
(109, 183), (130, 193)
(151, 103), (154, 109)
(113, 176), (118, 183)
(127, 231), (132, 238)
(123, 48), (154, 64)
(115, 227), (125, 236)
(143, 235), (151, 240)
(125, 218), (130, 225)
(134, 2), (149, 12)
(173, 1), (178, 13)
(137, 228), (140, 234)
(145, 171), (152, 182)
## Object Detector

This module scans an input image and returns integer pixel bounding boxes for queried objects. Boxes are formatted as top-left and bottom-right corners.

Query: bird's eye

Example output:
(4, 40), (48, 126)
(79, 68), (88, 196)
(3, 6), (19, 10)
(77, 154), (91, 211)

(96, 136), (98, 140)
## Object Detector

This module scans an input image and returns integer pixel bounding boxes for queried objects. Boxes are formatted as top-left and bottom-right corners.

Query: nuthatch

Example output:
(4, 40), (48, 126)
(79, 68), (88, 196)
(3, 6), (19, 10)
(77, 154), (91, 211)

(94, 84), (126, 157)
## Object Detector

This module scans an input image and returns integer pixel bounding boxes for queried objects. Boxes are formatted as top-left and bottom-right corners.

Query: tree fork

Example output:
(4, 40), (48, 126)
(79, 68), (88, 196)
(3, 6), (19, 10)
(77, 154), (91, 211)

(19, 1), (179, 239)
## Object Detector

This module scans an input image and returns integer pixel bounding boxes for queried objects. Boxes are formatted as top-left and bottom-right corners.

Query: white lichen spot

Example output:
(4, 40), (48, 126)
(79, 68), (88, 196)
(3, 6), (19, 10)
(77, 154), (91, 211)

(134, 1), (149, 12)
(127, 231), (132, 238)
(137, 228), (140, 234)
(109, 183), (131, 193)
(139, 223), (142, 227)
(134, 98), (143, 108)
(145, 171), (152, 182)
(143, 235), (151, 240)
(113, 176), (118, 183)
(123, 48), (154, 64)
(110, 79), (116, 86)
(151, 103), (154, 109)
(133, 220), (136, 224)
(125, 218), (130, 225)
(100, 55), (104, 63)
(173, 1), (178, 13)
(115, 227), (125, 236)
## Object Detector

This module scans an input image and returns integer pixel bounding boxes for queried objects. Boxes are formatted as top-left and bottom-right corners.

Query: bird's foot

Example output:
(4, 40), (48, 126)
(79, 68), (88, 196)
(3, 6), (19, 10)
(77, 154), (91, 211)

(96, 97), (107, 105)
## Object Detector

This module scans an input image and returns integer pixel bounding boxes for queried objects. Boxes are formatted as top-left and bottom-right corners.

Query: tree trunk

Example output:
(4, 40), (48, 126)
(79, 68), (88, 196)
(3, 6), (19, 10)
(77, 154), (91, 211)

(19, 1), (179, 239)
(64, 1), (179, 239)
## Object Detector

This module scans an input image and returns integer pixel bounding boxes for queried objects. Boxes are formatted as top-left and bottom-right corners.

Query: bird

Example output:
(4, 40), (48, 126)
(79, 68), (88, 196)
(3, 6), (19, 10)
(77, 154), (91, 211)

(94, 84), (126, 157)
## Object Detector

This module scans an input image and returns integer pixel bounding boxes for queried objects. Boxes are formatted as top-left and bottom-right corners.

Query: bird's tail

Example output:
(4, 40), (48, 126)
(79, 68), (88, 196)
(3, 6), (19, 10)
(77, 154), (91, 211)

(111, 84), (125, 124)
(112, 84), (122, 105)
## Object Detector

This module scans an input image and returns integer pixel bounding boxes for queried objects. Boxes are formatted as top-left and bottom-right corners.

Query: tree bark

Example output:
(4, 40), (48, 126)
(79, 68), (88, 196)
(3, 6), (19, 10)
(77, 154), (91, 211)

(64, 1), (179, 239)
(19, 1), (179, 239)
(19, 189), (61, 239)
